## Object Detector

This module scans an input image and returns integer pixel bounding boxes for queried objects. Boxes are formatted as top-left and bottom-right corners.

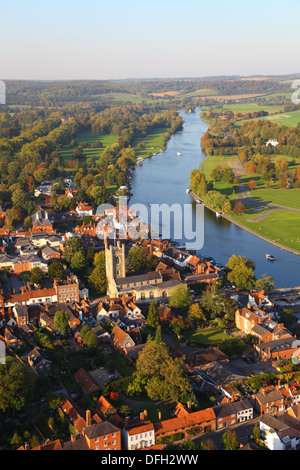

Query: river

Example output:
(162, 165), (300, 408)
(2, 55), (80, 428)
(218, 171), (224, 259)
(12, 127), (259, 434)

(128, 108), (300, 288)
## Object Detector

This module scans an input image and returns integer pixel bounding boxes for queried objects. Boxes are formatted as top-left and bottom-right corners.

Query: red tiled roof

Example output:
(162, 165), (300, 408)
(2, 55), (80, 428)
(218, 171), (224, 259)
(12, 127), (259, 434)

(154, 408), (216, 436)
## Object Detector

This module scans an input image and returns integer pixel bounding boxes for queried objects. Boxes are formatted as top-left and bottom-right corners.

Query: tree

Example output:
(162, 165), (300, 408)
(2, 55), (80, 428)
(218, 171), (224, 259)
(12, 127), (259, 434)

(88, 251), (107, 295)
(80, 326), (99, 348)
(0, 357), (36, 413)
(169, 284), (192, 312)
(278, 308), (297, 327)
(54, 310), (70, 336)
(48, 261), (66, 282)
(199, 438), (216, 450)
(188, 302), (206, 326)
(147, 300), (160, 329)
(253, 423), (262, 443)
(127, 246), (148, 272)
(70, 250), (87, 274)
(255, 274), (275, 291)
(63, 236), (83, 263)
(226, 255), (256, 290)
(233, 200), (246, 215)
(30, 267), (44, 285)
(223, 200), (232, 214)
(200, 287), (225, 319)
(222, 428), (240, 450)
(248, 180), (257, 190)
(131, 339), (194, 402)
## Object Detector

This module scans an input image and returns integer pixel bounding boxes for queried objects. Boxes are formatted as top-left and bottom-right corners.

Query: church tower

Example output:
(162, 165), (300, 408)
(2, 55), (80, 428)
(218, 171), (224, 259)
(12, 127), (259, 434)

(105, 240), (126, 297)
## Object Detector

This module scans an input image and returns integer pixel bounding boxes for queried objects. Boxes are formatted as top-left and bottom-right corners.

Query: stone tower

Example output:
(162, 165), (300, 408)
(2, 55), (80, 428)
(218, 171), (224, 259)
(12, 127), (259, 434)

(105, 240), (126, 297)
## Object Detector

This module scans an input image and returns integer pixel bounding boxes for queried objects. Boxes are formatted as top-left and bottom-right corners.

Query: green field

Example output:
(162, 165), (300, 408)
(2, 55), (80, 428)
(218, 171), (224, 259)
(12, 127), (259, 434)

(58, 126), (171, 167)
(201, 154), (240, 176)
(249, 188), (300, 210)
(185, 327), (228, 347)
(234, 108), (300, 128)
(232, 209), (300, 252)
(222, 102), (284, 114)
(59, 129), (120, 163)
(132, 126), (171, 159)
(201, 155), (245, 198)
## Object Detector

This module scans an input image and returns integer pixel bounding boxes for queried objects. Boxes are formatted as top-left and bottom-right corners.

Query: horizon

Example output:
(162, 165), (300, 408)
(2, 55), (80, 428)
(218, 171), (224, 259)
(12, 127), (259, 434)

(1, 73), (300, 82)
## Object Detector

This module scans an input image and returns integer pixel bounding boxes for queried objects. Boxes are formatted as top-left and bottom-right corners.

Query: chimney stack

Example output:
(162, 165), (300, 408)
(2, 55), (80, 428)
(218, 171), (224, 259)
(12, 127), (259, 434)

(86, 409), (91, 427)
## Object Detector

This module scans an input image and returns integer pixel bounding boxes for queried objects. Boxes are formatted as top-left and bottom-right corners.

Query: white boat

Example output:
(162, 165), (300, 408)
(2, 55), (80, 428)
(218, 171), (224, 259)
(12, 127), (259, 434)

(216, 212), (222, 217)
(186, 188), (190, 195)
(177, 152), (182, 156)
(266, 254), (275, 261)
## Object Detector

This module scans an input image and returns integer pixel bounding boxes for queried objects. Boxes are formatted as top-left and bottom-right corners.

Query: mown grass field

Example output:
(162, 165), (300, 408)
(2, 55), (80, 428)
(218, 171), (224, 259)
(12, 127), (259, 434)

(232, 209), (300, 252)
(132, 126), (171, 159)
(222, 102), (284, 114)
(234, 108), (300, 128)
(249, 188), (300, 210)
(201, 154), (240, 176)
(187, 327), (229, 347)
(58, 129), (120, 163)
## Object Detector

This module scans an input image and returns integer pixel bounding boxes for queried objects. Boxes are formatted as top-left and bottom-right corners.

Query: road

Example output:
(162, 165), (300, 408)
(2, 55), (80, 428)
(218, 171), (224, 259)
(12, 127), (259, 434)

(193, 414), (262, 449)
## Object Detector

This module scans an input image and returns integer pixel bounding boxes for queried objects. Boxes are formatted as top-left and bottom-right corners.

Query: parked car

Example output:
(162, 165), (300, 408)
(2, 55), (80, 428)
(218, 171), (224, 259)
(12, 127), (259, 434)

(108, 374), (118, 381)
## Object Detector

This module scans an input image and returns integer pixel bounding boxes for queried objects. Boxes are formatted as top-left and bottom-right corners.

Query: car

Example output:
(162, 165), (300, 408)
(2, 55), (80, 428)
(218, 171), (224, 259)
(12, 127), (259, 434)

(108, 374), (118, 381)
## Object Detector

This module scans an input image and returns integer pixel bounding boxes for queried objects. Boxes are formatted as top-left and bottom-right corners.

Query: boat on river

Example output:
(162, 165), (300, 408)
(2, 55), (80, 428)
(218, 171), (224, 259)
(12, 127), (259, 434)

(177, 152), (182, 156)
(266, 254), (275, 261)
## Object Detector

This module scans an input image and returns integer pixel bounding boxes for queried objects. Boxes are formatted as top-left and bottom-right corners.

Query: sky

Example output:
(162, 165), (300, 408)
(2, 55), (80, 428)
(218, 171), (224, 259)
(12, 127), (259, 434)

(0, 0), (299, 80)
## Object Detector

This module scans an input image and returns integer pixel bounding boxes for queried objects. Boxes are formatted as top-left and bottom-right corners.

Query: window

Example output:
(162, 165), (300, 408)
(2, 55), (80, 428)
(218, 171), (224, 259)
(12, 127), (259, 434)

(103, 435), (107, 440)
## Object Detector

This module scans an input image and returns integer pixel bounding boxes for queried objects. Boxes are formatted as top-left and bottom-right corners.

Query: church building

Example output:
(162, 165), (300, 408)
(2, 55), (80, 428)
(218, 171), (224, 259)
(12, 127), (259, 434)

(105, 240), (182, 304)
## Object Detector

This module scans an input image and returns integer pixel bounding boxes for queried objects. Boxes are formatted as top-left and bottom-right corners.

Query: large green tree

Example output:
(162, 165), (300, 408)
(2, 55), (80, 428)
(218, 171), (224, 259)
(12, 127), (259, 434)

(226, 254), (256, 290)
(0, 357), (36, 413)
(169, 284), (192, 312)
(128, 340), (194, 403)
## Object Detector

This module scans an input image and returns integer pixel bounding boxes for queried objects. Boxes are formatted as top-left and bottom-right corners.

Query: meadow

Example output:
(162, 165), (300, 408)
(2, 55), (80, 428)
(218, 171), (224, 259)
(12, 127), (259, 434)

(249, 188), (300, 210)
(233, 107), (300, 128)
(58, 129), (120, 163)
(131, 126), (171, 159)
(232, 209), (300, 253)
(186, 327), (229, 347)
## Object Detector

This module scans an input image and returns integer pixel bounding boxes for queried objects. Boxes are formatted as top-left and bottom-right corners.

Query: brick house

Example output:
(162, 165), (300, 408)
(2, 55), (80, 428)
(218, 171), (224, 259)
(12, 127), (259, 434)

(74, 368), (100, 394)
(213, 399), (253, 430)
(250, 386), (285, 415)
(54, 277), (80, 303)
(154, 407), (216, 441)
(31, 210), (54, 234)
(255, 337), (299, 362)
(95, 395), (117, 419)
(63, 421), (121, 450)
(111, 324), (136, 353)
(27, 347), (52, 375)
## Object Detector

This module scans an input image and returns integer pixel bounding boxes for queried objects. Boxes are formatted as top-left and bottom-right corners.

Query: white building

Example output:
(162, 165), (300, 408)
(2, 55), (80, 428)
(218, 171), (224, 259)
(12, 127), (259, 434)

(123, 422), (155, 450)
(259, 414), (300, 450)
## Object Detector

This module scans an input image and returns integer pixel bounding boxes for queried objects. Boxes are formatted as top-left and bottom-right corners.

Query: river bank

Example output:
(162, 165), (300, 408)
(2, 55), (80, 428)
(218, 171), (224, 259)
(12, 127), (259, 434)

(129, 108), (300, 287)
(188, 190), (300, 257)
